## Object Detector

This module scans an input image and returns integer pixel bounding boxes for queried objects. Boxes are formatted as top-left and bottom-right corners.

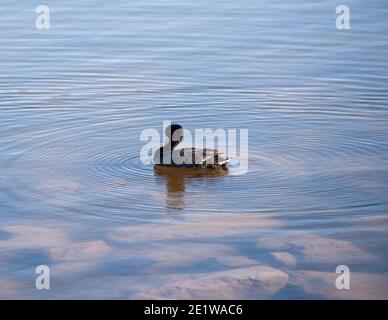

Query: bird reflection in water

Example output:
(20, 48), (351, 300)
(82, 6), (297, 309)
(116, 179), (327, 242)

(154, 165), (229, 211)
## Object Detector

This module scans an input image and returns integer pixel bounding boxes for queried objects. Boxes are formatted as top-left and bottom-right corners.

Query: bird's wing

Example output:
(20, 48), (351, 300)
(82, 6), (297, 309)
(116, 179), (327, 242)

(217, 153), (231, 165)
(177, 148), (229, 165)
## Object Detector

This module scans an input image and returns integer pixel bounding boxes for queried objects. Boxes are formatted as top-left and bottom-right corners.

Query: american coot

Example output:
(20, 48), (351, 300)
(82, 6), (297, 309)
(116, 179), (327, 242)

(153, 124), (230, 169)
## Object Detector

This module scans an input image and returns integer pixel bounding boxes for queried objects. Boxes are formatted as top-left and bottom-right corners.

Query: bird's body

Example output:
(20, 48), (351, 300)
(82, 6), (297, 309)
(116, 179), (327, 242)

(155, 147), (230, 168)
(153, 124), (230, 169)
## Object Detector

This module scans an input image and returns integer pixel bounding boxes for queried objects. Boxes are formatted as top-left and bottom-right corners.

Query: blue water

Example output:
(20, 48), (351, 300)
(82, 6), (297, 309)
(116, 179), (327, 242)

(0, 0), (387, 299)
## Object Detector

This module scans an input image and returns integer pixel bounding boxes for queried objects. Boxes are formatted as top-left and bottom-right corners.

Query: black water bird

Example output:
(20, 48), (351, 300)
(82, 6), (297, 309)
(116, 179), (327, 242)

(154, 124), (230, 169)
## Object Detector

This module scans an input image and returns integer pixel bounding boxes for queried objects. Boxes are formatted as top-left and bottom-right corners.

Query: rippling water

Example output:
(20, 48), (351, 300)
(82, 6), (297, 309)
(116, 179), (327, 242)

(1, 0), (388, 299)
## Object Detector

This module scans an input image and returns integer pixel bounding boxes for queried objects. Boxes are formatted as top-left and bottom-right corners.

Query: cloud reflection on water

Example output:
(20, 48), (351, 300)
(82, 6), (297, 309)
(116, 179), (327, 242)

(0, 217), (386, 299)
